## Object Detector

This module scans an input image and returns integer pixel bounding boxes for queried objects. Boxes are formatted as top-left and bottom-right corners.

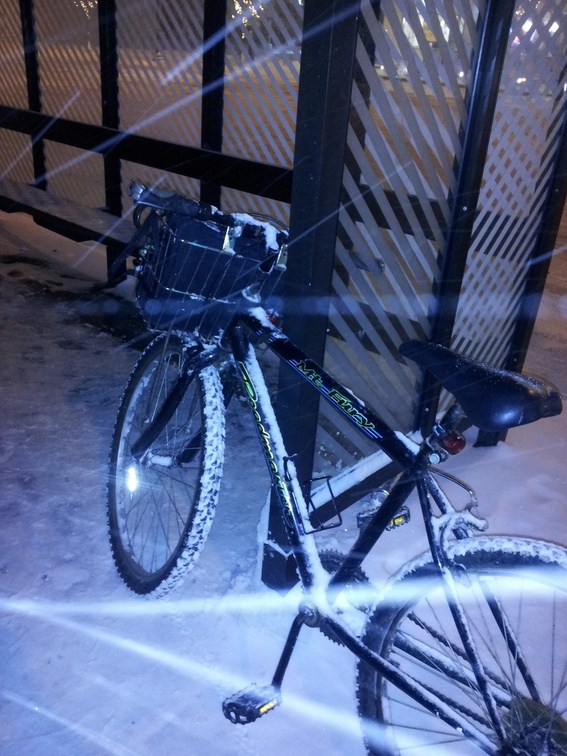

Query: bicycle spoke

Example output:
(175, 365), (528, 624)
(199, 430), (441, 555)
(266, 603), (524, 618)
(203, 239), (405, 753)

(358, 543), (567, 754)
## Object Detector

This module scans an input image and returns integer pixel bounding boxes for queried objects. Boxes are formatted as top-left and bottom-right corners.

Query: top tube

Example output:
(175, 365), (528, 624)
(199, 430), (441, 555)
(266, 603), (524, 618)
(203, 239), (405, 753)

(238, 309), (419, 470)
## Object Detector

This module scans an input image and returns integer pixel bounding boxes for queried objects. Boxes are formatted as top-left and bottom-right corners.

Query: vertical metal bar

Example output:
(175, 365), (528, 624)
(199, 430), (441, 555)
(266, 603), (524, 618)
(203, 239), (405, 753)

(201, 0), (227, 207)
(98, 0), (121, 213)
(262, 0), (362, 591)
(19, 0), (45, 188)
(278, 0), (362, 478)
(415, 0), (516, 435)
(98, 0), (122, 278)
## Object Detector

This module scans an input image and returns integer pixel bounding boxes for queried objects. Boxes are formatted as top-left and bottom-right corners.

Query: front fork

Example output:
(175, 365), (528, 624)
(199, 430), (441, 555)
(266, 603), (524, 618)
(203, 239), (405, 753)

(417, 473), (516, 744)
(129, 339), (218, 460)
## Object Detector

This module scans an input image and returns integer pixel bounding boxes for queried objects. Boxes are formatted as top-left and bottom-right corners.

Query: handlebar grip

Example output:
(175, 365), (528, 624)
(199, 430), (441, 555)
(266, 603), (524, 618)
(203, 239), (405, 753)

(193, 202), (236, 227)
(129, 181), (235, 226)
(129, 181), (176, 202)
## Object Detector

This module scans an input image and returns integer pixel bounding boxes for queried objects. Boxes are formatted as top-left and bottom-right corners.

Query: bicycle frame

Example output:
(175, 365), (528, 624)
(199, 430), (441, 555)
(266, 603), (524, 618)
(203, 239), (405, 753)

(111, 183), (564, 749)
(232, 311), (423, 585)
(226, 309), (516, 749)
(131, 308), (521, 749)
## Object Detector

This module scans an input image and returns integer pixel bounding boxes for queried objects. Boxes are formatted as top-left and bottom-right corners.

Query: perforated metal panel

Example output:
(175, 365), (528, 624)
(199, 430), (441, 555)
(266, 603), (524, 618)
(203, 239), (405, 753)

(315, 0), (485, 466)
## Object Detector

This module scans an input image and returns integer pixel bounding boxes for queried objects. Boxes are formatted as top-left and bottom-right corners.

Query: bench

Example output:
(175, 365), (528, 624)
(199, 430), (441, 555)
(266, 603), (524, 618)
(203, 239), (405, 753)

(0, 178), (136, 279)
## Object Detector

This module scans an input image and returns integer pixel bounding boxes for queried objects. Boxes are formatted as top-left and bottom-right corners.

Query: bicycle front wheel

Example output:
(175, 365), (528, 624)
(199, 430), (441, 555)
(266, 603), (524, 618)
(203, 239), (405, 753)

(107, 333), (225, 597)
(357, 537), (567, 755)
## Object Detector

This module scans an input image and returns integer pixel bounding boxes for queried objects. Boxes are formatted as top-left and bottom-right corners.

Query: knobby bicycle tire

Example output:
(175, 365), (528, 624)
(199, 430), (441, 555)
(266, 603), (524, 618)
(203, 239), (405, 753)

(356, 536), (567, 755)
(107, 333), (225, 597)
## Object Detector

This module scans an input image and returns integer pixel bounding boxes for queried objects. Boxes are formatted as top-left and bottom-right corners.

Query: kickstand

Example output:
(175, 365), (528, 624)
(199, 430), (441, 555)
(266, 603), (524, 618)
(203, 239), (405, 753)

(223, 613), (305, 725)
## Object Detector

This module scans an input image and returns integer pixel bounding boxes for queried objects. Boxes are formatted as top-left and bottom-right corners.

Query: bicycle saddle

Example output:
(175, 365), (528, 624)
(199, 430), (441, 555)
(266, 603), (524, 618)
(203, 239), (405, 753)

(400, 340), (562, 432)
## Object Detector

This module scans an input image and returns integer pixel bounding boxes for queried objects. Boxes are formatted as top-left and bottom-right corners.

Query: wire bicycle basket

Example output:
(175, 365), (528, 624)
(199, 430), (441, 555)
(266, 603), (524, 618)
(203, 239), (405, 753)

(131, 184), (288, 340)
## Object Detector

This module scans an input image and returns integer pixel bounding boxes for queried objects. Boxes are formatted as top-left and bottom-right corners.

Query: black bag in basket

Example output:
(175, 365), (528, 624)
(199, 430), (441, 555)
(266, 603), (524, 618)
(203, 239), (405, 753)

(135, 209), (283, 337)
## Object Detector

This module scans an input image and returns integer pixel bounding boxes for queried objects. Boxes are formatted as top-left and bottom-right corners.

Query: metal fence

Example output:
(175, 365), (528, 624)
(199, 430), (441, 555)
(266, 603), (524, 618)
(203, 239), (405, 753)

(280, 0), (567, 473)
(0, 0), (297, 218)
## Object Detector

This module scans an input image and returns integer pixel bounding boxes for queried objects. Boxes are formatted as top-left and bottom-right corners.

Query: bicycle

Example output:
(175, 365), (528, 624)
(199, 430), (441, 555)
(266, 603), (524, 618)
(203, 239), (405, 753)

(107, 182), (567, 755)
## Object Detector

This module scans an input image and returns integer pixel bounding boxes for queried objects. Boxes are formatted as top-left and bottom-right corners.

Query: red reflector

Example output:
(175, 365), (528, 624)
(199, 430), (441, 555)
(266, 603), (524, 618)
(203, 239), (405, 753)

(266, 310), (282, 326)
(439, 431), (466, 455)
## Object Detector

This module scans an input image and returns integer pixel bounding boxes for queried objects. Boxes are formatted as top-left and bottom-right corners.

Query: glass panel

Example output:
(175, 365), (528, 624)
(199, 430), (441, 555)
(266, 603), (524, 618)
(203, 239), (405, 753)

(0, 0), (29, 110)
(320, 0), (485, 459)
(0, 130), (34, 184)
(44, 141), (105, 209)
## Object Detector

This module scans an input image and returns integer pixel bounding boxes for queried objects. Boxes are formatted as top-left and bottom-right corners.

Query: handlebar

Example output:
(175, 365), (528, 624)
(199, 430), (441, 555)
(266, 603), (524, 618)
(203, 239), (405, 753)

(129, 181), (237, 227)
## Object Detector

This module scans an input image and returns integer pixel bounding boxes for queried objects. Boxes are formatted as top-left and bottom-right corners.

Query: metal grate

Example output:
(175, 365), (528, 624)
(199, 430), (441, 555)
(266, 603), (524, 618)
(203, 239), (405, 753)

(451, 0), (567, 365)
(316, 0), (484, 466)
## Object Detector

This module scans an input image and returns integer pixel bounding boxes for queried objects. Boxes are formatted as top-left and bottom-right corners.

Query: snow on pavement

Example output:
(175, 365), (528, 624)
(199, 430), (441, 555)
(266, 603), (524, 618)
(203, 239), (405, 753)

(1, 211), (566, 755)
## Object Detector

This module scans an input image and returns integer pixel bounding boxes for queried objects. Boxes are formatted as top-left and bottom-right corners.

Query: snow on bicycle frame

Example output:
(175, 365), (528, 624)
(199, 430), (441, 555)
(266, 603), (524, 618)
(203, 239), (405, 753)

(128, 181), (289, 340)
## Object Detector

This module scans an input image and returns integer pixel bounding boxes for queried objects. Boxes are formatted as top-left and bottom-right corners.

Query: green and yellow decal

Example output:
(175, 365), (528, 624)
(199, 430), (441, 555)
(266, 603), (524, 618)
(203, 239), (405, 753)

(238, 361), (295, 525)
(291, 359), (376, 432)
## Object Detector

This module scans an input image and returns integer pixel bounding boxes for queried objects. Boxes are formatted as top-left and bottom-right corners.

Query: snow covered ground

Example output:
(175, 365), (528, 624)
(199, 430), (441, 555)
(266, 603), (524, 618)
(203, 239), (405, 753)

(1, 210), (566, 756)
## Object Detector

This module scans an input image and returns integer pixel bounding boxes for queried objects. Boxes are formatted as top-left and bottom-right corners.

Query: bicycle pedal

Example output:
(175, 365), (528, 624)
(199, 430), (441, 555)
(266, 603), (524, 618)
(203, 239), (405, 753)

(386, 504), (410, 530)
(357, 503), (410, 530)
(222, 684), (281, 725)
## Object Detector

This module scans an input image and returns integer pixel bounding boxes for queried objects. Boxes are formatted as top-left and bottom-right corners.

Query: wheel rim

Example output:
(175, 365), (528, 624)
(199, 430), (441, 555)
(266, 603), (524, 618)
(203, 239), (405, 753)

(113, 346), (204, 580)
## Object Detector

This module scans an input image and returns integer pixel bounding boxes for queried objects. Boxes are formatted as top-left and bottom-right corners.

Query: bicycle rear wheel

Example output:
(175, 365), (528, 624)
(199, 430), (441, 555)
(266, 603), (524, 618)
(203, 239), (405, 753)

(357, 537), (567, 755)
(107, 333), (225, 597)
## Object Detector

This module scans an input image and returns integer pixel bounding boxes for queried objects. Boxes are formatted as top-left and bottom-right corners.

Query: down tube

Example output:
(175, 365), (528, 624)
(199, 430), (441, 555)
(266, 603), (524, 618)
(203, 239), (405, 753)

(233, 342), (322, 590)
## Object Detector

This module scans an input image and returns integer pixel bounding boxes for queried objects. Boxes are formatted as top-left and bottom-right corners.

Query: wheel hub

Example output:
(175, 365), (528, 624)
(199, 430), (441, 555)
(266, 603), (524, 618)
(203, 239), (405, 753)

(502, 697), (567, 754)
